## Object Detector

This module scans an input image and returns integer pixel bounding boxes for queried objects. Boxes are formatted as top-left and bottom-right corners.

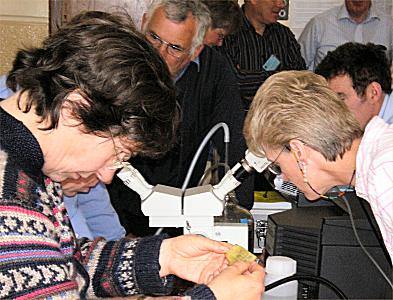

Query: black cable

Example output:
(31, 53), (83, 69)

(340, 194), (393, 288)
(265, 274), (348, 299)
(358, 195), (392, 265)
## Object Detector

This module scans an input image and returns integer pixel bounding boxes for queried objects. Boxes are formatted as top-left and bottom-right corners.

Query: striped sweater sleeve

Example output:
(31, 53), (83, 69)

(0, 166), (173, 298)
(78, 234), (174, 298)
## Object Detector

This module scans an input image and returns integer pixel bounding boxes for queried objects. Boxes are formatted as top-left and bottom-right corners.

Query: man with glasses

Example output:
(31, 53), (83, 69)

(108, 0), (253, 237)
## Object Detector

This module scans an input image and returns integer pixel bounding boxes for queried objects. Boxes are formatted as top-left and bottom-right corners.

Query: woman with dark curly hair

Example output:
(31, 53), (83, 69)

(0, 11), (264, 299)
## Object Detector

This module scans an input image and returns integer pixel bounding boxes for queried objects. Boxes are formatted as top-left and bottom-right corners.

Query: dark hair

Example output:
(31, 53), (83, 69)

(67, 10), (136, 29)
(202, 0), (241, 34)
(315, 42), (392, 95)
(6, 11), (179, 158)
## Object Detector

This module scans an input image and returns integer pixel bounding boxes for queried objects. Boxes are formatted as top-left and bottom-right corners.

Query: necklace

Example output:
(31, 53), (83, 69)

(306, 169), (356, 200)
(337, 169), (356, 198)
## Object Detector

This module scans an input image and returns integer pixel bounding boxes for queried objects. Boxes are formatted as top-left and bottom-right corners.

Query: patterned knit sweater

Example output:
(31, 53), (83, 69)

(0, 107), (215, 299)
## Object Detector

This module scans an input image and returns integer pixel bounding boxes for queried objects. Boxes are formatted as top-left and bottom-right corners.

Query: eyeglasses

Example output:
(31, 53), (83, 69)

(146, 31), (186, 58)
(108, 134), (133, 170)
(217, 33), (225, 42)
(267, 146), (287, 175)
(110, 152), (132, 170)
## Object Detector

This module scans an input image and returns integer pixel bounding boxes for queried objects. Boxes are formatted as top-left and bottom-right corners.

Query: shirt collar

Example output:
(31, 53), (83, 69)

(337, 3), (380, 23)
(378, 93), (392, 121)
(175, 56), (200, 82)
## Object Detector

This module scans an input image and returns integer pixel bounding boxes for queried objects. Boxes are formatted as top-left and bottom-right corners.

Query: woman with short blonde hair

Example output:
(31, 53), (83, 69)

(244, 70), (393, 262)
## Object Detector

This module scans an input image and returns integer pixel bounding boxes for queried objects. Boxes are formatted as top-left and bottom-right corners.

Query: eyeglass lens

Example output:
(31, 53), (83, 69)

(147, 31), (184, 58)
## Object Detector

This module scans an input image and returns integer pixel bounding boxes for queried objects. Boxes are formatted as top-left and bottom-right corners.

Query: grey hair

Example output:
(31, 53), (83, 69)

(143, 0), (211, 54)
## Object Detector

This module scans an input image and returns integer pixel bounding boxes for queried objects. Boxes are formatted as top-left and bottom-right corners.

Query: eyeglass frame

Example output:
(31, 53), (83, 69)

(108, 133), (133, 170)
(145, 31), (187, 59)
(267, 145), (289, 175)
(217, 32), (225, 42)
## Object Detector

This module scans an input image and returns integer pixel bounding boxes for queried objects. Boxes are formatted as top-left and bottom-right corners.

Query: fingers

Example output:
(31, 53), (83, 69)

(198, 255), (227, 284)
(190, 235), (231, 253)
(61, 175), (99, 195)
(248, 262), (265, 282)
(208, 261), (264, 300)
(63, 190), (78, 197)
(220, 261), (264, 279)
(228, 261), (254, 274)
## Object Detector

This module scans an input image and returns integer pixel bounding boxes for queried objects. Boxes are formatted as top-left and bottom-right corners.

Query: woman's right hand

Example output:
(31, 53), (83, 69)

(207, 261), (265, 300)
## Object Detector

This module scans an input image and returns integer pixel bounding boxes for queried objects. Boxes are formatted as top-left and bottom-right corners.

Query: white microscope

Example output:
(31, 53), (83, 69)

(117, 149), (271, 249)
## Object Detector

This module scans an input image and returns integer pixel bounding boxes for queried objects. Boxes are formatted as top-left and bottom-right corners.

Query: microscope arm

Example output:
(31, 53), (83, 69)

(116, 150), (271, 204)
(212, 150), (271, 201)
(116, 150), (271, 235)
(117, 163), (154, 201)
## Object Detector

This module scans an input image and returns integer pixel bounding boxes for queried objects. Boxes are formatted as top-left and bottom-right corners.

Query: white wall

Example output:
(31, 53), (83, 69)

(0, 0), (48, 74)
(0, 0), (48, 23)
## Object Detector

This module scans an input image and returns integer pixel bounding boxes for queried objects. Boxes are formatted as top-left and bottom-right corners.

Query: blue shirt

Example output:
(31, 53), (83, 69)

(64, 182), (125, 240)
(0, 74), (125, 240)
(0, 75), (13, 99)
(299, 3), (393, 70)
(379, 93), (393, 125)
(175, 56), (200, 82)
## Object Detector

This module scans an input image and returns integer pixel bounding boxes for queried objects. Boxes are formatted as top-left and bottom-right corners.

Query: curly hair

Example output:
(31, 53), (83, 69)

(6, 11), (179, 158)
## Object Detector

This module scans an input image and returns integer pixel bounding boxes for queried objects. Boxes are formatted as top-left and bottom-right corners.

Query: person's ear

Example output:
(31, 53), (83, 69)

(59, 91), (86, 125)
(365, 82), (383, 104)
(288, 139), (308, 164)
(141, 13), (147, 32)
(190, 44), (205, 61)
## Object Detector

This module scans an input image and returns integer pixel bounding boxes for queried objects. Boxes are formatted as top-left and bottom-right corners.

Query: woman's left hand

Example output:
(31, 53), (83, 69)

(159, 235), (231, 284)
(61, 174), (99, 196)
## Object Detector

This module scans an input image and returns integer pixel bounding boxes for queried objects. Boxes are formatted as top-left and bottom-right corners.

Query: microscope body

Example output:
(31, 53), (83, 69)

(117, 150), (270, 249)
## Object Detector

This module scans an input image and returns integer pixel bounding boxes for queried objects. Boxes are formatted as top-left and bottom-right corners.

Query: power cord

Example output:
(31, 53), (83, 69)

(154, 122), (230, 235)
(181, 122), (230, 193)
(340, 193), (393, 289)
(198, 162), (229, 186)
(358, 196), (392, 265)
(265, 274), (347, 299)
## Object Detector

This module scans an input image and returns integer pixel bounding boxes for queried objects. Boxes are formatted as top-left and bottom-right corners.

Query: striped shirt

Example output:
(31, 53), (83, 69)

(298, 3), (393, 70)
(220, 7), (305, 109)
(356, 116), (393, 262)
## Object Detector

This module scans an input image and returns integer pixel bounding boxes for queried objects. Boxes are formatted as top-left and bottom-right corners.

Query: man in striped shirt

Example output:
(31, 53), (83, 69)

(220, 0), (305, 193)
(220, 0), (305, 110)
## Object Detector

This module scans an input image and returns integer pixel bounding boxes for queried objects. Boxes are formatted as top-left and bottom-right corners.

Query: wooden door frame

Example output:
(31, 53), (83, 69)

(49, 0), (65, 34)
